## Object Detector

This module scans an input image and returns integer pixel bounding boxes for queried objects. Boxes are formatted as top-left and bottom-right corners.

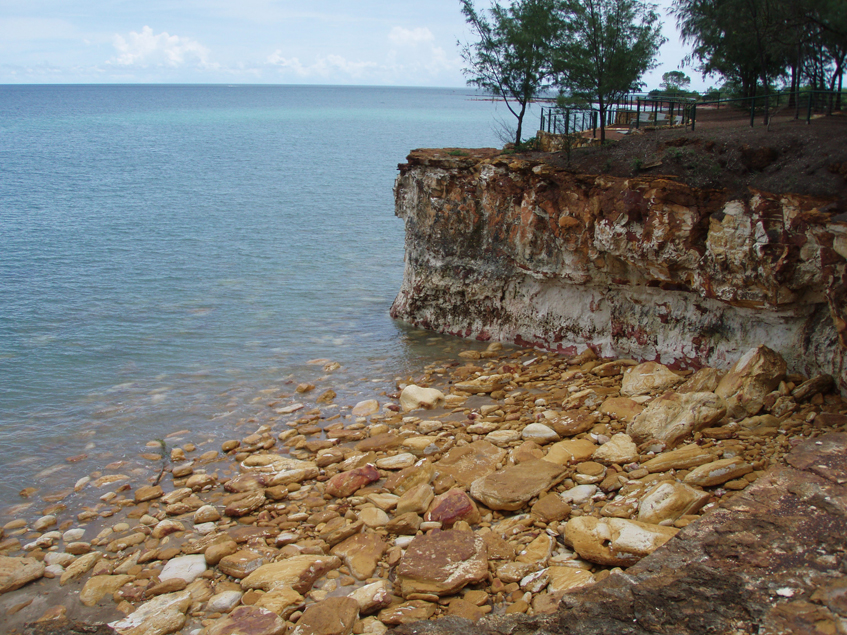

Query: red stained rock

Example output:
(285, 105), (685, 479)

(424, 488), (480, 527)
(325, 465), (380, 498)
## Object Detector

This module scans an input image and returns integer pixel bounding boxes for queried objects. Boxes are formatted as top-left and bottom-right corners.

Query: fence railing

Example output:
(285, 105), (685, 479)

(539, 90), (844, 137)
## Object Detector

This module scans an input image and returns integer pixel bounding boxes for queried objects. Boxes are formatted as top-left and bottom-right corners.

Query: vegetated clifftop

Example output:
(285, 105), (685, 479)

(390, 147), (847, 391)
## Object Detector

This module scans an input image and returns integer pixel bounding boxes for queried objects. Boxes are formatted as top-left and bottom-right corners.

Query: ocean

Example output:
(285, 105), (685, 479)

(0, 84), (532, 519)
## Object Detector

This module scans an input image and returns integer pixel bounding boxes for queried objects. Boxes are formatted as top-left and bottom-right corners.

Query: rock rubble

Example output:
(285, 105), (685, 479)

(0, 343), (845, 635)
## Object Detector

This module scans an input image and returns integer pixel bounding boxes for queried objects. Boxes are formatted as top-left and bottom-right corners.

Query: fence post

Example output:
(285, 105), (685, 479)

(592, 112), (597, 138)
(750, 95), (756, 127)
(691, 103), (696, 131)
(807, 91), (813, 124)
(565, 110), (569, 136)
(636, 99), (641, 129)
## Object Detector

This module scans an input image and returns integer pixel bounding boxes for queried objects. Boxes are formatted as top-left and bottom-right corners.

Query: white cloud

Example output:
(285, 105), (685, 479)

(388, 26), (434, 46)
(266, 51), (377, 78)
(111, 26), (211, 67)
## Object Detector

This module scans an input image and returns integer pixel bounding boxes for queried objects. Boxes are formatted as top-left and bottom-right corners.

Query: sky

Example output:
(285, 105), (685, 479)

(0, 0), (716, 91)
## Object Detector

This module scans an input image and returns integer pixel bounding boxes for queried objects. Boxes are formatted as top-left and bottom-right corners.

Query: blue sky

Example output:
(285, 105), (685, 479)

(0, 0), (714, 90)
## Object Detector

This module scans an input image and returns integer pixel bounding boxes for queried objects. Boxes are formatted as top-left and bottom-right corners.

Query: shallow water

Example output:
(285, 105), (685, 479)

(0, 84), (536, 519)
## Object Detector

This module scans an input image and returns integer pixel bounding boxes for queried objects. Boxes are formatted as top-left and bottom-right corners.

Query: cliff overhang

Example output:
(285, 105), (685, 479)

(390, 148), (847, 390)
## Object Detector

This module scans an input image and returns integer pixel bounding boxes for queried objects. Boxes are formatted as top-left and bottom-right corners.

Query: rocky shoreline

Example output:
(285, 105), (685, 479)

(1, 341), (845, 635)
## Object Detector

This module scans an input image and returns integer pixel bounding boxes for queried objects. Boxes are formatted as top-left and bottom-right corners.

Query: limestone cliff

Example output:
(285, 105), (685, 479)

(390, 148), (847, 390)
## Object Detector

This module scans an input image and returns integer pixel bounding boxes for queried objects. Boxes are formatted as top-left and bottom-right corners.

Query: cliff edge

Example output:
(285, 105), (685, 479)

(390, 147), (847, 391)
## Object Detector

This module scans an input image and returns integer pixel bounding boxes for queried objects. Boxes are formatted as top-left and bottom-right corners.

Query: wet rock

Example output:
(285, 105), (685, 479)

(110, 590), (192, 635)
(347, 580), (392, 614)
(80, 574), (132, 606)
(544, 439), (597, 465)
(683, 457), (754, 487)
(396, 529), (488, 596)
(560, 484), (598, 505)
(331, 533), (386, 580)
(485, 430), (521, 445)
(628, 392), (726, 449)
(151, 519), (184, 539)
(621, 362), (683, 396)
(715, 345), (787, 419)
(326, 465), (380, 498)
(425, 488), (480, 527)
(593, 433), (638, 464)
(158, 554), (207, 584)
(290, 596), (359, 635)
(134, 485), (164, 503)
(641, 443), (719, 473)
(205, 540), (238, 566)
(0, 555), (45, 594)
(496, 561), (538, 583)
(400, 385), (446, 412)
(241, 555), (342, 594)
(792, 373), (835, 402)
(516, 534), (554, 566)
(435, 441), (505, 488)
(564, 517), (678, 567)
(205, 605), (287, 635)
(59, 551), (101, 584)
(195, 504), (221, 524)
(637, 481), (710, 525)
(470, 460), (566, 511)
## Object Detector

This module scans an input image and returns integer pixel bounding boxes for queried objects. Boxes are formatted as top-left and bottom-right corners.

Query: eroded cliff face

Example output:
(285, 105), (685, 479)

(390, 148), (847, 389)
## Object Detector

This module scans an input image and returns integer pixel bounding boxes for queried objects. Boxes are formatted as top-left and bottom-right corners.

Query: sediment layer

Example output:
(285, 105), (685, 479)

(390, 148), (847, 390)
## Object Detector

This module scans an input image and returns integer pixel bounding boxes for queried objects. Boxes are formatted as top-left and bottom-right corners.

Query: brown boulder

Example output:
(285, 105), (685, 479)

(325, 465), (380, 498)
(396, 529), (488, 597)
(470, 459), (566, 511)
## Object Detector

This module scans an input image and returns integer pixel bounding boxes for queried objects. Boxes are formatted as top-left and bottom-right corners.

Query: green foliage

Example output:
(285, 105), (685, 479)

(661, 71), (692, 93)
(459, 0), (563, 145)
(554, 0), (666, 143)
(631, 157), (644, 171)
(448, 149), (470, 156)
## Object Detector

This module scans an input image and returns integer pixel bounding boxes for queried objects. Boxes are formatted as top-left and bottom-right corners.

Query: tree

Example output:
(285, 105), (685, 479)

(661, 70), (692, 93)
(555, 0), (665, 143)
(459, 0), (562, 145)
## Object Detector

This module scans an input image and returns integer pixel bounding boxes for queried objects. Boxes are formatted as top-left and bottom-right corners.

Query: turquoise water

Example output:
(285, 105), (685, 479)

(0, 85), (528, 517)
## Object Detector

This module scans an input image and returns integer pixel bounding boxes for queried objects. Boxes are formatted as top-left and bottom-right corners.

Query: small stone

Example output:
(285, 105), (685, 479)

(352, 400), (380, 417)
(593, 433), (638, 465)
(434, 441), (505, 488)
(521, 423), (560, 444)
(158, 554), (207, 584)
(683, 457), (754, 487)
(218, 550), (267, 579)
(641, 444), (719, 473)
(376, 453), (416, 470)
(531, 494), (571, 522)
(359, 507), (390, 528)
(326, 465), (380, 498)
(544, 439), (597, 465)
(628, 392), (726, 449)
(110, 590), (192, 635)
(331, 533), (386, 581)
(400, 385), (446, 412)
(134, 485), (163, 503)
(637, 481), (710, 524)
(547, 566), (594, 593)
(206, 589), (243, 613)
(80, 574), (132, 606)
(0, 556), (45, 594)
(254, 587), (304, 619)
(194, 505), (221, 524)
(425, 488), (480, 527)
(347, 580), (392, 615)
(395, 483), (435, 516)
(378, 600), (436, 625)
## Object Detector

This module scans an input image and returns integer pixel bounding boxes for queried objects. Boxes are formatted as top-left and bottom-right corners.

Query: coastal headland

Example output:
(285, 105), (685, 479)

(2, 127), (847, 635)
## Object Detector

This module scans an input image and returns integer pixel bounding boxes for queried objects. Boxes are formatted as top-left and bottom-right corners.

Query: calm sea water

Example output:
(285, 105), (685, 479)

(0, 84), (534, 519)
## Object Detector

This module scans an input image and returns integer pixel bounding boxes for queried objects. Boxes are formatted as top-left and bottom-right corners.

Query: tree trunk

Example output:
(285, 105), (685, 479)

(598, 95), (606, 144)
(515, 100), (527, 146)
